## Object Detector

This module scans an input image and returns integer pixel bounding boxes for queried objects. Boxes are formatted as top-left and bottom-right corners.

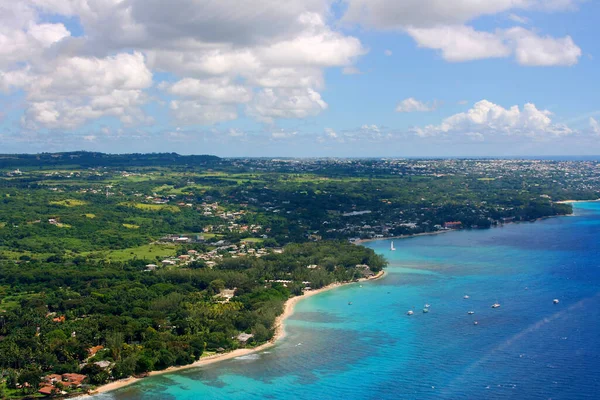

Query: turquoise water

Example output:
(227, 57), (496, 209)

(98, 203), (600, 399)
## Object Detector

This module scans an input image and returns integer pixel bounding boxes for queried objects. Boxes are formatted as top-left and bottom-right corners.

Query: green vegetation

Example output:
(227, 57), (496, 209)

(0, 241), (384, 396)
(1, 152), (600, 398)
(49, 199), (87, 207)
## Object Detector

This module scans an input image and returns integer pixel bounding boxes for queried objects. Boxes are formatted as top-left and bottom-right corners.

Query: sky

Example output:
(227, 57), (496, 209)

(0, 0), (599, 157)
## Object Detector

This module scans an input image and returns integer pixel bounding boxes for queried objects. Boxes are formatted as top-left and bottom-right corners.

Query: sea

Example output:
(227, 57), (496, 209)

(97, 202), (600, 400)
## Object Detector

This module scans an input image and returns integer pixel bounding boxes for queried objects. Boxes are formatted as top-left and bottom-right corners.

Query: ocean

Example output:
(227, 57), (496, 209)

(97, 202), (600, 399)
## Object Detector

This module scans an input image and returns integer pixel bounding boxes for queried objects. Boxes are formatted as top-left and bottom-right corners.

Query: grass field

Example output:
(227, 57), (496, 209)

(122, 223), (140, 229)
(120, 202), (181, 213)
(241, 238), (264, 243)
(87, 244), (177, 262)
(50, 199), (88, 207)
(83, 213), (96, 218)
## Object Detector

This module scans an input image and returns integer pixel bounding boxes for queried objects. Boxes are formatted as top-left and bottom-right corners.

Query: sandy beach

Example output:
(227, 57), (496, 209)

(555, 199), (600, 204)
(90, 270), (385, 396)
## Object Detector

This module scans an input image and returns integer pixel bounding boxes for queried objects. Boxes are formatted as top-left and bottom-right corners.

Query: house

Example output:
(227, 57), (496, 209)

(236, 333), (254, 344)
(178, 255), (190, 261)
(62, 373), (87, 387)
(39, 385), (61, 396)
(87, 345), (104, 358)
(215, 288), (236, 303)
(162, 259), (176, 266)
(43, 374), (63, 384)
(145, 264), (158, 271)
(52, 315), (66, 323)
(94, 360), (112, 370)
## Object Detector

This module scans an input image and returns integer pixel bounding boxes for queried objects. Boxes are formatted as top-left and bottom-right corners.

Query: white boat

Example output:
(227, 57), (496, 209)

(491, 302), (501, 308)
(425, 304), (431, 308)
(468, 311), (475, 315)
(423, 308), (429, 313)
(553, 299), (560, 304)
(407, 310), (414, 315)
(464, 295), (470, 299)
(390, 241), (396, 251)
(474, 321), (479, 325)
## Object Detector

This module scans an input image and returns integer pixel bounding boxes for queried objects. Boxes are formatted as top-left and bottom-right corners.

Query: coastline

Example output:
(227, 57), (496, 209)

(354, 230), (451, 244)
(89, 270), (385, 396)
(555, 199), (600, 204)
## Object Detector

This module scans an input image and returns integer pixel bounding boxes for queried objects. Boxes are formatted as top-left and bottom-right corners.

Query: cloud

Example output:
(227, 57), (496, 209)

(342, 0), (583, 29)
(247, 88), (328, 123)
(591, 118), (600, 134)
(228, 128), (246, 138)
(414, 100), (573, 138)
(343, 0), (582, 66)
(13, 52), (153, 129)
(407, 25), (581, 65)
(505, 27), (581, 66)
(407, 26), (510, 62)
(325, 128), (338, 138)
(384, 49), (393, 56)
(508, 13), (530, 24)
(1, 1), (366, 130)
(396, 97), (438, 113)
(271, 130), (298, 139)
(169, 101), (238, 125)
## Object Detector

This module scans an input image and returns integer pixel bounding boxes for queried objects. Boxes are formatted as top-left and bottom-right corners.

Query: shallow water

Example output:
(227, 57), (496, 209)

(98, 202), (600, 399)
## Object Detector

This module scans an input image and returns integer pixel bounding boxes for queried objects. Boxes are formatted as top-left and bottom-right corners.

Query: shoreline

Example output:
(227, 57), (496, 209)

(353, 202), (600, 245)
(89, 270), (385, 396)
(555, 199), (600, 204)
(354, 230), (450, 244)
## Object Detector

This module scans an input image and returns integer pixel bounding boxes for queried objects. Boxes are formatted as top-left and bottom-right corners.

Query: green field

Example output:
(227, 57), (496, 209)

(87, 243), (178, 261)
(121, 202), (181, 213)
(122, 223), (140, 229)
(241, 238), (264, 243)
(50, 199), (88, 207)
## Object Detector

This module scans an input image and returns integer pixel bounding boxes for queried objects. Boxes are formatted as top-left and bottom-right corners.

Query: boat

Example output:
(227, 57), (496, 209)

(423, 308), (429, 313)
(348, 302), (352, 305)
(425, 304), (431, 308)
(464, 295), (470, 299)
(407, 310), (414, 315)
(390, 241), (396, 251)
(474, 321), (479, 325)
(491, 302), (501, 308)
(553, 299), (560, 304)
(468, 311), (475, 315)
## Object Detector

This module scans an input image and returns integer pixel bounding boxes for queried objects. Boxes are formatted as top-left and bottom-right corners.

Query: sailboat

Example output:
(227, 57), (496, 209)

(390, 241), (396, 251)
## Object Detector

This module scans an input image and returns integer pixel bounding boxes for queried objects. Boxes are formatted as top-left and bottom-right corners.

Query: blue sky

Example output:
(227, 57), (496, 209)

(0, 0), (599, 157)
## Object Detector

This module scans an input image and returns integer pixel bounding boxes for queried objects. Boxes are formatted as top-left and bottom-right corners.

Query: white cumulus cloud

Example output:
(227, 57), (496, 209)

(414, 100), (573, 138)
(396, 98), (438, 113)
(591, 118), (600, 134)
